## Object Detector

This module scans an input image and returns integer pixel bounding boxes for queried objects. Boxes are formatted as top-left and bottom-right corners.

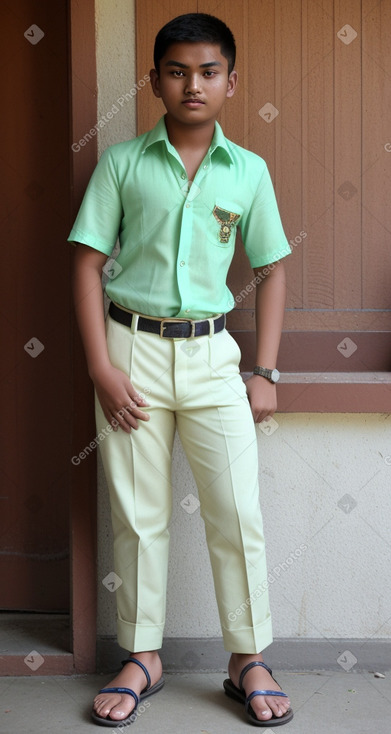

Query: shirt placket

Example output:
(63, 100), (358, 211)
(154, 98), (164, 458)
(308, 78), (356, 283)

(175, 151), (212, 317)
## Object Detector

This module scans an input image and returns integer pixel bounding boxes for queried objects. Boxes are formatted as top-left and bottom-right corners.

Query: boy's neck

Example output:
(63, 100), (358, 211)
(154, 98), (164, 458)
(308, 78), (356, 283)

(164, 114), (216, 153)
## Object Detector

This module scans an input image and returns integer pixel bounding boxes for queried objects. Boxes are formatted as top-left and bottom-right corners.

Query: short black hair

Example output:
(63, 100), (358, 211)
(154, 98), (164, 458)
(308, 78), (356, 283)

(154, 13), (236, 75)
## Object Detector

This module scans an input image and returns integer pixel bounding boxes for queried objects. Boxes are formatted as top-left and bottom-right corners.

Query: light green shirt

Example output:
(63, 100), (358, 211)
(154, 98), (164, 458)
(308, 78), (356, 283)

(68, 116), (291, 318)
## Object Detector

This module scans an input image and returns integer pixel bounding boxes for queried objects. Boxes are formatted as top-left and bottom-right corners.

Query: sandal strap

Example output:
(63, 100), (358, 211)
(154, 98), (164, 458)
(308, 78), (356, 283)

(239, 661), (273, 691)
(99, 687), (139, 707)
(121, 657), (151, 691)
(246, 689), (288, 705)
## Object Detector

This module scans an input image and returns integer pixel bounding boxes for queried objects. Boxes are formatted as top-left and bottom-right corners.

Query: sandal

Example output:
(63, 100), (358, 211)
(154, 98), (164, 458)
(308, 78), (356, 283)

(91, 656), (165, 727)
(223, 660), (293, 727)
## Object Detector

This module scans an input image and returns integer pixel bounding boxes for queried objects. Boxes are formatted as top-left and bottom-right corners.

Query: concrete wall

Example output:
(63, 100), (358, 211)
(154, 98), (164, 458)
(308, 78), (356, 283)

(94, 0), (391, 660)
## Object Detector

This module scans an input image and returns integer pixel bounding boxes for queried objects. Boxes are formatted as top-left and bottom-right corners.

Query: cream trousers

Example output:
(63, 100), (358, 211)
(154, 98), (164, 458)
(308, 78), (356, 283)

(95, 313), (273, 654)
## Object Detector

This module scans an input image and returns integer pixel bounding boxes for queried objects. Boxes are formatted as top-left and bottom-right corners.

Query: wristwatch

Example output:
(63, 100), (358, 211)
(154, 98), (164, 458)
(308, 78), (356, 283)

(253, 366), (280, 384)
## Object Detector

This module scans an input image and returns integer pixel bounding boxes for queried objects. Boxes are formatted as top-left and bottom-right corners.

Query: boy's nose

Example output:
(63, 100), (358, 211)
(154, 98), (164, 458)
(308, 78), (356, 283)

(184, 74), (201, 94)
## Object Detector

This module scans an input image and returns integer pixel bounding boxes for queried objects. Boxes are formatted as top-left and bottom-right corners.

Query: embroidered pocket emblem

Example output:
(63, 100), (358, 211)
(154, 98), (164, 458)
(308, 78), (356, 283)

(212, 206), (240, 243)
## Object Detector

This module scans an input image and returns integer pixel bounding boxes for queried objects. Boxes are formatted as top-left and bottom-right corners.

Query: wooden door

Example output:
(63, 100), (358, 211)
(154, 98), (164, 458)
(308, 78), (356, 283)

(0, 0), (98, 674)
(0, 0), (71, 611)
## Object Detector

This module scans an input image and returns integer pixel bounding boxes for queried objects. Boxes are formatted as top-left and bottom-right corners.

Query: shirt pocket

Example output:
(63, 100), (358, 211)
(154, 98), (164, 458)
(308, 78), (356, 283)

(207, 198), (243, 248)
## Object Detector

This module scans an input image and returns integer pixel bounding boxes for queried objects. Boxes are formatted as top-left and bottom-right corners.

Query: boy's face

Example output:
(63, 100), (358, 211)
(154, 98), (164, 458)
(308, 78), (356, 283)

(150, 42), (237, 127)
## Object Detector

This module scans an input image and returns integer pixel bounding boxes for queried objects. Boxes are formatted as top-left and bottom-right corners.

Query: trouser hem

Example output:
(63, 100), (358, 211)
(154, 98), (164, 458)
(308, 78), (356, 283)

(117, 617), (164, 652)
(222, 616), (273, 653)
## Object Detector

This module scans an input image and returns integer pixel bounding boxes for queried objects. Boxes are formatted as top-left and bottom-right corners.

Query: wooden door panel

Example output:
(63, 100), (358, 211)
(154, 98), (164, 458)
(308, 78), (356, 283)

(0, 0), (70, 611)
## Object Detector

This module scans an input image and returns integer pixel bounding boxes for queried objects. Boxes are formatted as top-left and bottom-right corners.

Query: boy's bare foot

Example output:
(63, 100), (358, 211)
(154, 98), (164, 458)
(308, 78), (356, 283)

(228, 652), (291, 723)
(93, 650), (162, 722)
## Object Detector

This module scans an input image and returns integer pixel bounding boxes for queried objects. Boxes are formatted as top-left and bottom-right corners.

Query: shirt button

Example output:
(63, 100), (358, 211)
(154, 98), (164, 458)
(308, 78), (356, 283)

(203, 164), (208, 169)
(180, 260), (185, 267)
(185, 309), (190, 313)
(181, 172), (186, 179)
(185, 203), (190, 208)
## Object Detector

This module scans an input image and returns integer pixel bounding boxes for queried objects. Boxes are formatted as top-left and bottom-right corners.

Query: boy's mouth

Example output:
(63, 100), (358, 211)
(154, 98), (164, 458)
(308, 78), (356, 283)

(182, 98), (205, 107)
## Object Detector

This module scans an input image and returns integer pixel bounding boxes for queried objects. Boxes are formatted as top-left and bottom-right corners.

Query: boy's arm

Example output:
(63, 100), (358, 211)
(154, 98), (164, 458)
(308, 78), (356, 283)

(72, 243), (149, 433)
(245, 259), (286, 423)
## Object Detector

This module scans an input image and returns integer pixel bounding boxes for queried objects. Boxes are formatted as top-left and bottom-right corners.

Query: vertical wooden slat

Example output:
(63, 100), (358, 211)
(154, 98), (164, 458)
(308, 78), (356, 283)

(334, 0), (362, 308)
(274, 0), (282, 197)
(302, 0), (334, 309)
(247, 0), (276, 167)
(277, 0), (303, 309)
(361, 0), (391, 309)
(235, 0), (249, 148)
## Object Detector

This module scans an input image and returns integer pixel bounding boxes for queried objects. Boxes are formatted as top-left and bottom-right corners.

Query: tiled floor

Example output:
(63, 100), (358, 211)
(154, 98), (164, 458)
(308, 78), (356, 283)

(1, 669), (390, 734)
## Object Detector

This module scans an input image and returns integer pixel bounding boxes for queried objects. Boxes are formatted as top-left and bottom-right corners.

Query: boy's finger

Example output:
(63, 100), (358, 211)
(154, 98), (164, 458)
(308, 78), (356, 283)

(129, 392), (150, 407)
(128, 405), (150, 421)
(113, 405), (150, 427)
(111, 412), (132, 432)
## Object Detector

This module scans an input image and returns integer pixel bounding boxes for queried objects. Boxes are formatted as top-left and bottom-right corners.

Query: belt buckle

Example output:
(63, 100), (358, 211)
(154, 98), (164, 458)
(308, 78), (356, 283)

(159, 318), (195, 338)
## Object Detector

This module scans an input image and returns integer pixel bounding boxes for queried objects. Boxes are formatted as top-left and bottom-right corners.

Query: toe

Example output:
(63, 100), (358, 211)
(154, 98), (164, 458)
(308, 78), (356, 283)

(105, 704), (132, 721)
(250, 694), (291, 722)
(93, 693), (115, 717)
(249, 697), (273, 721)
(93, 692), (136, 721)
(265, 695), (291, 718)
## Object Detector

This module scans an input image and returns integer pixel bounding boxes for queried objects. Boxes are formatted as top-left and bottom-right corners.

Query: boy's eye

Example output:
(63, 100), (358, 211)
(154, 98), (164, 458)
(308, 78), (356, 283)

(169, 69), (216, 78)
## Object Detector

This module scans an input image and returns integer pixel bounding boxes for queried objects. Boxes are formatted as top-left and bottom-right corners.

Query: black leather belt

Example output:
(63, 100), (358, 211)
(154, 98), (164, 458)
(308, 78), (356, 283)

(109, 302), (226, 338)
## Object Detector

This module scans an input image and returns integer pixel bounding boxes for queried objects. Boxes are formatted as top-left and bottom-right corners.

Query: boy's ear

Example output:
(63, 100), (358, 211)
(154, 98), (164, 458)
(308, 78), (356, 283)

(226, 70), (238, 99)
(149, 68), (161, 98)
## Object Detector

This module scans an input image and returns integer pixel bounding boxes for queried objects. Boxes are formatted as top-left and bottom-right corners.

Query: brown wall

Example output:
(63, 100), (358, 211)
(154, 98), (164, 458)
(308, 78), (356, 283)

(136, 0), (391, 373)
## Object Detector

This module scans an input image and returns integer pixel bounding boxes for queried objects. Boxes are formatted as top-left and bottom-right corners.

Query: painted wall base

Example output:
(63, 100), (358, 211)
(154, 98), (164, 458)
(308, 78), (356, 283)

(96, 637), (391, 674)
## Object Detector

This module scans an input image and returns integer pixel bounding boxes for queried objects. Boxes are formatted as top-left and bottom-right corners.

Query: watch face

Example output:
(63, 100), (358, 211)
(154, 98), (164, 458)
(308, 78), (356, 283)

(271, 369), (280, 383)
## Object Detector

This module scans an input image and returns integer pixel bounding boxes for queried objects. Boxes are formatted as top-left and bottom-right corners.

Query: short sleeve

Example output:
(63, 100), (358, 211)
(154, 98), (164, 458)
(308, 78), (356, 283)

(67, 148), (123, 256)
(240, 163), (291, 268)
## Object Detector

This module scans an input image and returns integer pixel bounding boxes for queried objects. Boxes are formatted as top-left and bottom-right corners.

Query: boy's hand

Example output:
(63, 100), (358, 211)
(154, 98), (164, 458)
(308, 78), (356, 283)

(245, 374), (277, 424)
(92, 364), (150, 433)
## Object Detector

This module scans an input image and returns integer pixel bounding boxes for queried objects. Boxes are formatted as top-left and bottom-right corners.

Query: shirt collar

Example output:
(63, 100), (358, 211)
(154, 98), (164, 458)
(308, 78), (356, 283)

(141, 116), (234, 165)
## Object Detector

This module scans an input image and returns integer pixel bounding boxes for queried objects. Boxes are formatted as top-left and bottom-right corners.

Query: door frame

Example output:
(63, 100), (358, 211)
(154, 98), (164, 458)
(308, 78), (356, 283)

(69, 0), (98, 674)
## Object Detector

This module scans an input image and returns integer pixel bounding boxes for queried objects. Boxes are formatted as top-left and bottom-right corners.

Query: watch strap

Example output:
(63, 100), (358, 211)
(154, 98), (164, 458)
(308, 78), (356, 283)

(253, 366), (280, 383)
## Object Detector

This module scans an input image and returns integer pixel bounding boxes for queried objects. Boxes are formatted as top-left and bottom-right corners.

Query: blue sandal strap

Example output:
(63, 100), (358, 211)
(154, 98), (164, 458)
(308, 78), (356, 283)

(121, 657), (151, 691)
(239, 661), (273, 691)
(99, 687), (139, 706)
(247, 689), (288, 704)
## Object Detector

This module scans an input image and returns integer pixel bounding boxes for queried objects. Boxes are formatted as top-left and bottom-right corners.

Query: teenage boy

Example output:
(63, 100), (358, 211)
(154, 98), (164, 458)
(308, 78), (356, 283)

(70, 12), (293, 728)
